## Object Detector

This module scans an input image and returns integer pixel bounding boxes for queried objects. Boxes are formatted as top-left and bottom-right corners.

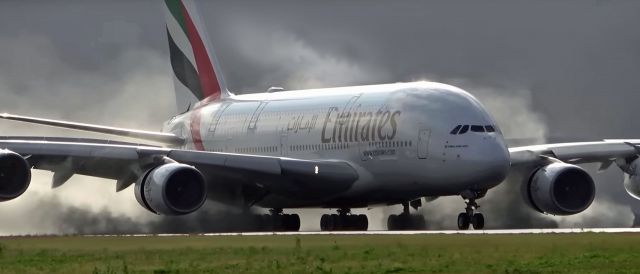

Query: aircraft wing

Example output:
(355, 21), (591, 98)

(509, 139), (640, 169)
(0, 113), (184, 145)
(0, 138), (359, 199)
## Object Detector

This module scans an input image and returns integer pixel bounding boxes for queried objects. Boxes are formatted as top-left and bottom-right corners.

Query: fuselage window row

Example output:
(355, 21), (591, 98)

(283, 139), (413, 152)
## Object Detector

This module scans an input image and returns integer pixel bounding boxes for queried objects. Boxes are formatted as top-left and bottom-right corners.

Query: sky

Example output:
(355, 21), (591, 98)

(0, 0), (638, 234)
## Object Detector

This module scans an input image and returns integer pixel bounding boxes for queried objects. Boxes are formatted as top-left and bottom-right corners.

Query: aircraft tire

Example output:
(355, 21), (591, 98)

(457, 213), (470, 230)
(286, 214), (301, 231)
(412, 214), (426, 230)
(471, 213), (484, 230)
(330, 214), (341, 231)
(320, 214), (329, 231)
(387, 214), (398, 230)
(357, 214), (368, 230)
(261, 214), (274, 231)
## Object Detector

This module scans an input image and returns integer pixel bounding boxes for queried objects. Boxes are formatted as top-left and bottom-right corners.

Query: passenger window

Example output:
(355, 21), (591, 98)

(450, 125), (461, 135)
(458, 125), (469, 134)
(470, 125), (485, 132)
(485, 125), (495, 132)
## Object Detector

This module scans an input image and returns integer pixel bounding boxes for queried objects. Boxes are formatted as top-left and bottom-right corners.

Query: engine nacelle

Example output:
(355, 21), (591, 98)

(0, 150), (31, 202)
(623, 158), (640, 200)
(134, 163), (206, 215)
(524, 162), (595, 215)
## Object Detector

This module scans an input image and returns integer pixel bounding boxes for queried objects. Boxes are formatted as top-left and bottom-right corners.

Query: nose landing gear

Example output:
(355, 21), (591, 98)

(457, 198), (485, 230)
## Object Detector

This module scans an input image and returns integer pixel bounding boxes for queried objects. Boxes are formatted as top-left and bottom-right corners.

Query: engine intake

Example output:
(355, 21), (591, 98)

(524, 162), (595, 215)
(621, 158), (640, 200)
(0, 150), (31, 202)
(135, 163), (206, 215)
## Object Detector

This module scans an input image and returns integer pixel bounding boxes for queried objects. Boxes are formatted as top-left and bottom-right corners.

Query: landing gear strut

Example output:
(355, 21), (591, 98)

(387, 201), (426, 230)
(320, 208), (368, 231)
(255, 208), (300, 231)
(457, 198), (484, 230)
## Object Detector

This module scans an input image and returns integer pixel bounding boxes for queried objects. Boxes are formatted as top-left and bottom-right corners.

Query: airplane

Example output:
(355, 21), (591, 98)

(0, 0), (639, 231)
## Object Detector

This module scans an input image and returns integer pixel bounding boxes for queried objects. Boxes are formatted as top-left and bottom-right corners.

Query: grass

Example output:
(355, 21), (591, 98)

(0, 233), (639, 273)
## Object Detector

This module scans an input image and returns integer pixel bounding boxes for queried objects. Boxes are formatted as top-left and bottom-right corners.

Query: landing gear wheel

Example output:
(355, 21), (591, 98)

(253, 214), (266, 231)
(261, 214), (273, 231)
(387, 214), (398, 230)
(320, 214), (329, 231)
(387, 214), (426, 230)
(320, 211), (369, 231)
(457, 213), (470, 230)
(412, 214), (426, 230)
(256, 210), (300, 232)
(471, 213), (484, 230)
(357, 214), (369, 230)
(330, 214), (340, 230)
(284, 214), (301, 231)
(387, 201), (427, 230)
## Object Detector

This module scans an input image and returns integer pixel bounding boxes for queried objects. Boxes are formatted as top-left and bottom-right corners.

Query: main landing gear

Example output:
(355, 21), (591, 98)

(457, 198), (484, 230)
(254, 209), (300, 231)
(320, 208), (368, 231)
(387, 201), (426, 230)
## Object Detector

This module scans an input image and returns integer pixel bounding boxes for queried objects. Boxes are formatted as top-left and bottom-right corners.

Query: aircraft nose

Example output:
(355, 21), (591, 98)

(468, 136), (510, 188)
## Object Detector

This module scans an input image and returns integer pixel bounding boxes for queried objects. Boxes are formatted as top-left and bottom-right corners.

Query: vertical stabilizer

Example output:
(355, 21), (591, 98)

(163, 0), (231, 113)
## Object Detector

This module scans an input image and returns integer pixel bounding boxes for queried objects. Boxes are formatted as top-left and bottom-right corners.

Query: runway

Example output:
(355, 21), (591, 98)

(92, 227), (640, 237)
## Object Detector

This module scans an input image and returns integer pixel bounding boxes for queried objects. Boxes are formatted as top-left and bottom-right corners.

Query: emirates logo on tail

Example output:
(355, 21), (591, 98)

(164, 0), (225, 103)
(164, 0), (230, 151)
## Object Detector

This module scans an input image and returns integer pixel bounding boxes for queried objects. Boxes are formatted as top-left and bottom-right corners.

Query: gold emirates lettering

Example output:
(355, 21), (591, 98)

(321, 107), (400, 143)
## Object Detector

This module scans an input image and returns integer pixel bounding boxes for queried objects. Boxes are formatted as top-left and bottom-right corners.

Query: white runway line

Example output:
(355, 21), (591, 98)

(87, 227), (640, 237)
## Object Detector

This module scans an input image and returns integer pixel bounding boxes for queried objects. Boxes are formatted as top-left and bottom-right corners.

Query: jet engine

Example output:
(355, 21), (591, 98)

(134, 163), (206, 215)
(0, 150), (31, 202)
(523, 162), (595, 215)
(621, 158), (640, 200)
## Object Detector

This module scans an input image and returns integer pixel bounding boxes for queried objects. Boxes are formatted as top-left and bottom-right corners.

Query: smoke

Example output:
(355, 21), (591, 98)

(0, 190), (262, 235)
(0, 28), (258, 235)
(220, 21), (391, 92)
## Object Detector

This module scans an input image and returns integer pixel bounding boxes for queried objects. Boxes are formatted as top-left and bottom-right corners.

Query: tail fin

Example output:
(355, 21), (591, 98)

(163, 0), (231, 112)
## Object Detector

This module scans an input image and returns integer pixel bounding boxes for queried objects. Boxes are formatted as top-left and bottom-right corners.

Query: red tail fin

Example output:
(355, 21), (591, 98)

(164, 0), (230, 112)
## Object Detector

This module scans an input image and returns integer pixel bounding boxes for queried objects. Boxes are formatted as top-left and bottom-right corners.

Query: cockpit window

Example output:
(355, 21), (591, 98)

(470, 125), (485, 132)
(458, 125), (469, 134)
(450, 125), (462, 135)
(452, 124), (498, 135)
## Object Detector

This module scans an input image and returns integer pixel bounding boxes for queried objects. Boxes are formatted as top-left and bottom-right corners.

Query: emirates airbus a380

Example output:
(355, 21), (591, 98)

(0, 0), (639, 231)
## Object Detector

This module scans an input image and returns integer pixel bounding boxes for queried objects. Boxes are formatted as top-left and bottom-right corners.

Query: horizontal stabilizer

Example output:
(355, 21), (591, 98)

(0, 113), (184, 146)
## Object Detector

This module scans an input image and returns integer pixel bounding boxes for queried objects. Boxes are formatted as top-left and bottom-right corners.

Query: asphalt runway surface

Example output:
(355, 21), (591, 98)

(89, 227), (640, 237)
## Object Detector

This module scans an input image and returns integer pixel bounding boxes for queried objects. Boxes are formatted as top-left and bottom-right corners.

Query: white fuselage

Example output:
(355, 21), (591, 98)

(163, 81), (510, 208)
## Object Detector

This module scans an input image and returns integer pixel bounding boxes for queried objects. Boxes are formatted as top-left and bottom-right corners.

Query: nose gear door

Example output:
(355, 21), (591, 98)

(417, 129), (430, 159)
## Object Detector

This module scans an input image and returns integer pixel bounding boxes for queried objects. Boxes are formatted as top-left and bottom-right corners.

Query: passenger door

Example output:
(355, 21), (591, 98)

(280, 134), (289, 157)
(417, 129), (430, 159)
